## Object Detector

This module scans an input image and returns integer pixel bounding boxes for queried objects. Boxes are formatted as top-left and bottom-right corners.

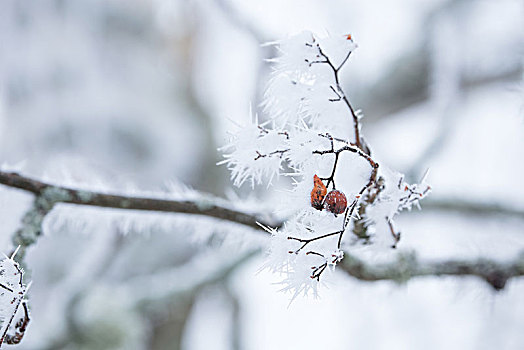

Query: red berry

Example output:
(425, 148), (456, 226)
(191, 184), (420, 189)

(325, 190), (347, 215)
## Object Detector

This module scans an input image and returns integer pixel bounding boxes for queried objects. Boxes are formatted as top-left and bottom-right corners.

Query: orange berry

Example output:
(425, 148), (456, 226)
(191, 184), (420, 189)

(310, 175), (327, 210)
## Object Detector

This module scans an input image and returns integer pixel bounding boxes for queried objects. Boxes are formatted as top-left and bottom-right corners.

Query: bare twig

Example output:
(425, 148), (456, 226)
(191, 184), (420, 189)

(387, 220), (401, 249)
(288, 230), (342, 254)
(313, 43), (363, 151)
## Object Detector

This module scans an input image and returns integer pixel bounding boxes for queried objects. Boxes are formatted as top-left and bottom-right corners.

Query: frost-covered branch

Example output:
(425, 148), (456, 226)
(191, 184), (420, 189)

(339, 251), (524, 291)
(221, 31), (432, 294)
(0, 171), (278, 244)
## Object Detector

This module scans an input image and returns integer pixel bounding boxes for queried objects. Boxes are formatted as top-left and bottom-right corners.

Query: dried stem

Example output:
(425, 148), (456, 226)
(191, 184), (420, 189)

(387, 220), (401, 249)
(311, 262), (328, 281)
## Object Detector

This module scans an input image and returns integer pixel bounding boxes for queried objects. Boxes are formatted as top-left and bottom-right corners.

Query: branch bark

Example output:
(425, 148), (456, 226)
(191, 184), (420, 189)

(0, 171), (278, 232)
(339, 252), (524, 290)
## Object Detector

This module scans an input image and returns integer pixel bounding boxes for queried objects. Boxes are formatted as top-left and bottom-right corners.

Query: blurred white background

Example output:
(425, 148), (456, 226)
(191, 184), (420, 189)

(0, 0), (523, 349)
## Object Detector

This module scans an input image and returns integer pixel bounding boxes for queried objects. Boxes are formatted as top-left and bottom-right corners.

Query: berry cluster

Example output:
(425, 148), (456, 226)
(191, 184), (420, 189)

(310, 175), (347, 215)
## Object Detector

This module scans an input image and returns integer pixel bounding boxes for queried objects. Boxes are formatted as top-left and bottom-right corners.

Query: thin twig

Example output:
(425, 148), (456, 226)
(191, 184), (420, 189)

(254, 149), (290, 160)
(314, 43), (363, 151)
(387, 220), (401, 249)
(288, 230), (342, 254)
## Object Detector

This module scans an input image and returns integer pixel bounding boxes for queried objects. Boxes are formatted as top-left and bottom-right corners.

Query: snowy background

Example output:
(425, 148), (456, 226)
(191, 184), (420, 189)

(0, 0), (523, 349)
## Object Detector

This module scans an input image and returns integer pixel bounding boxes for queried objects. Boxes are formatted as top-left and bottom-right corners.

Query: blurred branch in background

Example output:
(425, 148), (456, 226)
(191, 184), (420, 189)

(214, 0), (268, 44)
(118, 249), (256, 350)
(222, 281), (242, 350)
(213, 0), (276, 114)
(39, 226), (124, 349)
(41, 243), (256, 350)
(353, 0), (523, 124)
(422, 199), (524, 220)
